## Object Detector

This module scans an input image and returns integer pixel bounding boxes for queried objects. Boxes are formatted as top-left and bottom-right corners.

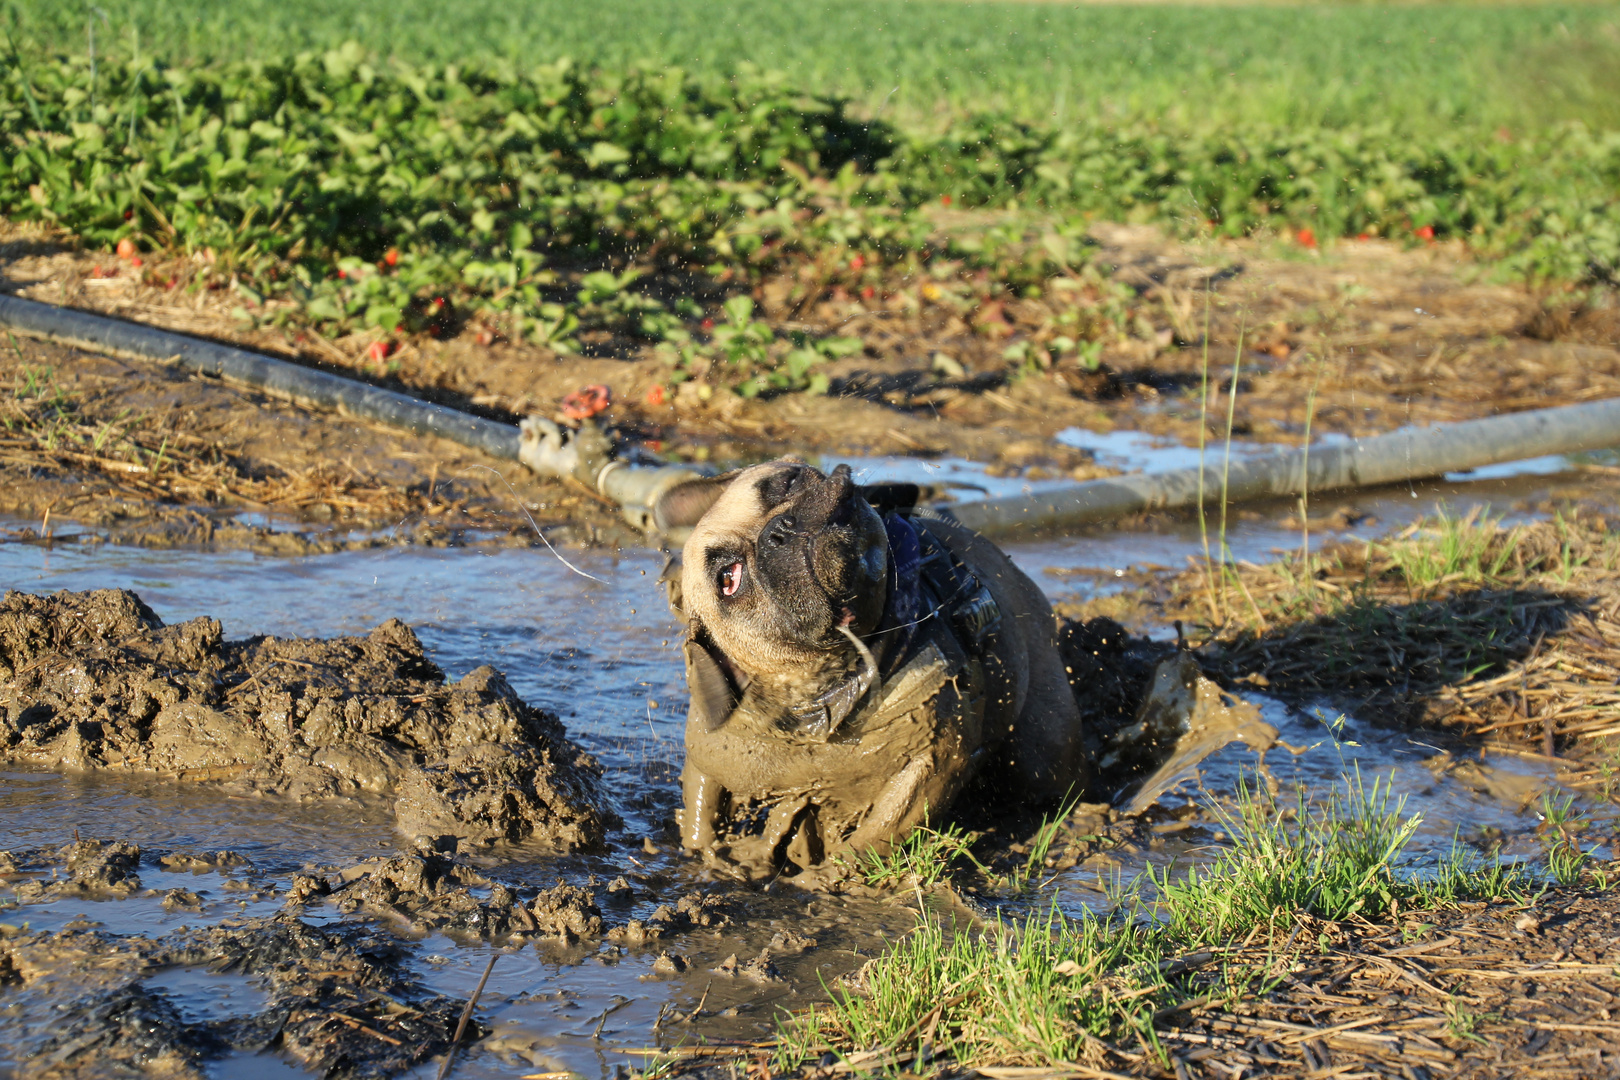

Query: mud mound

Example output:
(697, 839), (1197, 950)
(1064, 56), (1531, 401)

(2, 915), (469, 1078)
(0, 588), (613, 851)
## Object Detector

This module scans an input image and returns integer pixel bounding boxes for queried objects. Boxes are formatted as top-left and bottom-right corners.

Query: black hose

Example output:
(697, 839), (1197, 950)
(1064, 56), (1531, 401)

(0, 293), (520, 460)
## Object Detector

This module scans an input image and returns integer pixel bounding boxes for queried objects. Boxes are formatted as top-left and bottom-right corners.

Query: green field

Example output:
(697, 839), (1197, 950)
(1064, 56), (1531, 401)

(2, 2), (1618, 388)
(9, 0), (1620, 130)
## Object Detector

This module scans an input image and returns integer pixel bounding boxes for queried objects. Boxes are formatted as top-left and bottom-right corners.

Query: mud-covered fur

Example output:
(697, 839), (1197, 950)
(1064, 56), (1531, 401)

(661, 460), (1088, 879)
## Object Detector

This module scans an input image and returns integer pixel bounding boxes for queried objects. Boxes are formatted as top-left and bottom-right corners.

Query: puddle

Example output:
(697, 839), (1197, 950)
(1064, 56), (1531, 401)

(206, 1054), (314, 1080)
(1057, 427), (1282, 474)
(1, 435), (1614, 1077)
(1059, 426), (1619, 483)
(1038, 690), (1583, 923)
(832, 453), (1081, 501)
(142, 966), (271, 1023)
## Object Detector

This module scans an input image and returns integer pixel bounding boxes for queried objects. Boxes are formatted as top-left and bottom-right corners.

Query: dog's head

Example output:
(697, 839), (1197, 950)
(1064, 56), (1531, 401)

(661, 460), (889, 685)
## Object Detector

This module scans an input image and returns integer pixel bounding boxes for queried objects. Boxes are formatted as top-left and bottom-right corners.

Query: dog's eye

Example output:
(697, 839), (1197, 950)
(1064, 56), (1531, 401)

(718, 561), (744, 597)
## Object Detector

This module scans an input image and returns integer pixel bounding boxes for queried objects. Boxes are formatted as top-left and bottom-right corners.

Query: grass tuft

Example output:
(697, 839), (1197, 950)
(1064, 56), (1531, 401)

(1151, 769), (1424, 939)
(843, 814), (984, 891)
(1172, 511), (1620, 750)
(782, 771), (1527, 1076)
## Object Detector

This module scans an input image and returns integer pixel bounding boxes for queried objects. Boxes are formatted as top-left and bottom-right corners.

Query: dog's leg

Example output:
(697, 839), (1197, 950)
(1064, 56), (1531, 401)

(1007, 613), (1092, 799)
(680, 766), (725, 850)
(840, 751), (961, 859)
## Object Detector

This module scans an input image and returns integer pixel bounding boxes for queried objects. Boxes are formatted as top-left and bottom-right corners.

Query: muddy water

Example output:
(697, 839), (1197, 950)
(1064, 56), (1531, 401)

(2, 447), (1613, 1078)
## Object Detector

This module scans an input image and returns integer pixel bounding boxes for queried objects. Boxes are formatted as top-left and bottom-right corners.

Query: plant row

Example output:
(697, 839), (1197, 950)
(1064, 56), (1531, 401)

(2, 47), (1616, 389)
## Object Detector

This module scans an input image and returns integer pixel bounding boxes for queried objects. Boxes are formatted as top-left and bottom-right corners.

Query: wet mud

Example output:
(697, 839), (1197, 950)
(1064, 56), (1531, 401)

(1, 893), (472, 1079)
(0, 823), (937, 1079)
(3, 464), (1619, 1077)
(0, 588), (612, 851)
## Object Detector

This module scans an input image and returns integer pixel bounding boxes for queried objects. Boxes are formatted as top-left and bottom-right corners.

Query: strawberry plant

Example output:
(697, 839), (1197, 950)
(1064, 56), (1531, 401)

(0, 16), (1615, 399)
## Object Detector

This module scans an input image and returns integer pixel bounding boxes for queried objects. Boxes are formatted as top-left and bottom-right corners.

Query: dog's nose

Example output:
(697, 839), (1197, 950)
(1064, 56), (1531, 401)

(761, 512), (798, 548)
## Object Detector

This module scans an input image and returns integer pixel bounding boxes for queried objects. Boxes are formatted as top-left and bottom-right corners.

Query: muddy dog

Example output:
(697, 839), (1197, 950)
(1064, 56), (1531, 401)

(656, 459), (1088, 883)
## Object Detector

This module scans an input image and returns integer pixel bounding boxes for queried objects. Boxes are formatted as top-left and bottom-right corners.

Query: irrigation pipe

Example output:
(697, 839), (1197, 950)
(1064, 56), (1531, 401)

(0, 292), (707, 527)
(4, 293), (1617, 539)
(0, 292), (521, 460)
(946, 398), (1620, 538)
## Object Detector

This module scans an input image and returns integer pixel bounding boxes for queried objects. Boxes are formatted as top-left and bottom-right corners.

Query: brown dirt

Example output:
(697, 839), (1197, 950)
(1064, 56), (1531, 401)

(1132, 887), (1620, 1079)
(0, 587), (613, 851)
(0, 329), (640, 551)
(5, 218), (1619, 507)
(644, 887), (1620, 1080)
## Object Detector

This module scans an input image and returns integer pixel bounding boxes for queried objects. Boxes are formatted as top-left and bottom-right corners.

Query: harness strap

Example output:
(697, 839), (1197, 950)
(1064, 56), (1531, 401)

(911, 520), (1003, 649)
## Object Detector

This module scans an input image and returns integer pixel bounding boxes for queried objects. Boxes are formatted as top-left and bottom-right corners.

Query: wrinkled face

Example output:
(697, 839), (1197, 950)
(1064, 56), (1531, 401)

(681, 461), (889, 677)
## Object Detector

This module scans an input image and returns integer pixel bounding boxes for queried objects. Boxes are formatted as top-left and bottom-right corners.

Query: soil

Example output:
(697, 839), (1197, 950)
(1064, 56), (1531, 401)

(3, 219), (1618, 553)
(700, 887), (1620, 1080)
(0, 329), (649, 554)
(0, 587), (613, 851)
(0, 828), (933, 1078)
(1145, 886), (1620, 1079)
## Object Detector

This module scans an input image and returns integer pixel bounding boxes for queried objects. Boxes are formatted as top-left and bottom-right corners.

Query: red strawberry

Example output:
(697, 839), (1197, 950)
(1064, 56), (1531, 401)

(367, 340), (393, 363)
(645, 385), (667, 407)
(384, 248), (399, 267)
(116, 237), (138, 261)
(1296, 227), (1316, 249)
(1415, 225), (1435, 241)
(850, 254), (865, 271)
(561, 384), (612, 420)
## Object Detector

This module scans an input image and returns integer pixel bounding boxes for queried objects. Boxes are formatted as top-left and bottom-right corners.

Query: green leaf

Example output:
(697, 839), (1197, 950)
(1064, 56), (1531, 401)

(364, 302), (404, 330)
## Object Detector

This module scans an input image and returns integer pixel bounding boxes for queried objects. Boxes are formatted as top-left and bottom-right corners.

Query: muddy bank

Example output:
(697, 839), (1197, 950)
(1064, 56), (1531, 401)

(712, 886), (1620, 1080)
(1140, 886), (1620, 1078)
(0, 588), (613, 851)
(0, 903), (471, 1078)
(0, 828), (928, 1078)
(0, 332), (637, 554)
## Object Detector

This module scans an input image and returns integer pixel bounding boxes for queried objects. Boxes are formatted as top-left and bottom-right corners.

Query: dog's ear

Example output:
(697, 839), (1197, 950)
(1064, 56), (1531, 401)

(683, 636), (739, 733)
(653, 470), (741, 532)
(660, 554), (686, 621)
